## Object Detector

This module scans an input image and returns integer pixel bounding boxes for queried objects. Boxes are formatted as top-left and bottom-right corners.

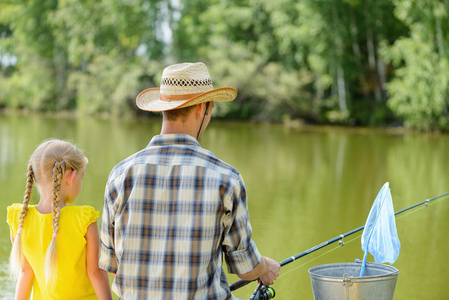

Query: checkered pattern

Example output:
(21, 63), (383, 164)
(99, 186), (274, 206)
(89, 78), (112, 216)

(161, 78), (213, 87)
(99, 134), (261, 300)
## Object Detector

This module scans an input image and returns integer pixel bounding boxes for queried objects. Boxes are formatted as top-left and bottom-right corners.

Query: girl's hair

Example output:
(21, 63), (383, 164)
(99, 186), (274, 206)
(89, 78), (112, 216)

(9, 139), (88, 285)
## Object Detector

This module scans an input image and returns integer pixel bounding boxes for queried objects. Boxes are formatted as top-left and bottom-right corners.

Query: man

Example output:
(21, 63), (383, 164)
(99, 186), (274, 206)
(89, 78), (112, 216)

(99, 62), (280, 299)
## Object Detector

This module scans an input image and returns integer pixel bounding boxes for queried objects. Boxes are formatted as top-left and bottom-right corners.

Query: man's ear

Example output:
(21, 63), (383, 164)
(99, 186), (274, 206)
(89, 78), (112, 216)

(64, 169), (77, 186)
(195, 103), (206, 118)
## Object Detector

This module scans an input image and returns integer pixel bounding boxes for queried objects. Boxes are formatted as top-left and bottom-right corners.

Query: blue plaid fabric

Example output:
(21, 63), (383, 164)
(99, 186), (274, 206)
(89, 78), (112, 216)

(99, 134), (261, 300)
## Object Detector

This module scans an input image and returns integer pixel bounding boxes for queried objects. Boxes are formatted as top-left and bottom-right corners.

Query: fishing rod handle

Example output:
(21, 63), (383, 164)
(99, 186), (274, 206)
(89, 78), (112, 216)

(230, 278), (253, 291)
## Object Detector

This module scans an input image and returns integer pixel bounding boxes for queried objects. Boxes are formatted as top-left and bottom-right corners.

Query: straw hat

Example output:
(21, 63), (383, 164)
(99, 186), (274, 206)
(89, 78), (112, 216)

(136, 62), (237, 112)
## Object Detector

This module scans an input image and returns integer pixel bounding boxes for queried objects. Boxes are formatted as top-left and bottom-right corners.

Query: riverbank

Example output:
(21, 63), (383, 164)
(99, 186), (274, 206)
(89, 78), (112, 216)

(2, 108), (446, 138)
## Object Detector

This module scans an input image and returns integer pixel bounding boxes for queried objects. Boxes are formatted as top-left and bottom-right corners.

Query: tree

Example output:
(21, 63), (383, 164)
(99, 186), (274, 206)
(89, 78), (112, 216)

(0, 0), (168, 113)
(171, 0), (406, 125)
(382, 0), (449, 131)
(171, 0), (315, 121)
(2, 0), (447, 131)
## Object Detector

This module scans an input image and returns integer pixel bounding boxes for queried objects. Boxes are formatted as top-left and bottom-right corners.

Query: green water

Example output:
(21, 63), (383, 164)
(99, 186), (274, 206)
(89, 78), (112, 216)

(1, 113), (448, 299)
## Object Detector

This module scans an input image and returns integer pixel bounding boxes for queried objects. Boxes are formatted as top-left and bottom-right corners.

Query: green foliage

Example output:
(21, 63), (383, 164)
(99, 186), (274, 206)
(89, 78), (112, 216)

(382, 0), (449, 131)
(1, 0), (448, 131)
(0, 0), (166, 113)
(170, 0), (408, 125)
(171, 0), (317, 121)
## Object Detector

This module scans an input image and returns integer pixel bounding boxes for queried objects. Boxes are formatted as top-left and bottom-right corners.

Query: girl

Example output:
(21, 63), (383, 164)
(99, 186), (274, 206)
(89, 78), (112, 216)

(7, 139), (112, 300)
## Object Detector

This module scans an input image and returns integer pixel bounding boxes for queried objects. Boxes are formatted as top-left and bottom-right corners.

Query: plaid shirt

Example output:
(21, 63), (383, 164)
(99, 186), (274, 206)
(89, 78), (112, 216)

(99, 134), (261, 300)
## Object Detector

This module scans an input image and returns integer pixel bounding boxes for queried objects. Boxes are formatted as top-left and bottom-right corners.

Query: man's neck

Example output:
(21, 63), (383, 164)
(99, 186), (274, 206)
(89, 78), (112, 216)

(160, 120), (197, 139)
(160, 104), (207, 141)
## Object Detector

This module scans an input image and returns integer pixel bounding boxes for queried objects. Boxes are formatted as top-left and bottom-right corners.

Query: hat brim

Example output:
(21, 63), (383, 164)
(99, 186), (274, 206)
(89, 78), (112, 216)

(136, 87), (237, 112)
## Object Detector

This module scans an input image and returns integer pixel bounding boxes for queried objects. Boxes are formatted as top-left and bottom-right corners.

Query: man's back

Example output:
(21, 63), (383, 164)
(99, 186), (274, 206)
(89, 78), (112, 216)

(100, 134), (261, 299)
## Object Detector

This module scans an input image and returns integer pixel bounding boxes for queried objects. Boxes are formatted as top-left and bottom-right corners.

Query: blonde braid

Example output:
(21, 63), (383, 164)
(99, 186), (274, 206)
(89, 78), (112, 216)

(44, 160), (65, 286)
(19, 164), (34, 229)
(9, 164), (34, 280)
(51, 160), (64, 237)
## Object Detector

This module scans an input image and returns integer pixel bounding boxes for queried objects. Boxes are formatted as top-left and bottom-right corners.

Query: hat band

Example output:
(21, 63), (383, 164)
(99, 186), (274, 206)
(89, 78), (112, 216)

(160, 93), (203, 102)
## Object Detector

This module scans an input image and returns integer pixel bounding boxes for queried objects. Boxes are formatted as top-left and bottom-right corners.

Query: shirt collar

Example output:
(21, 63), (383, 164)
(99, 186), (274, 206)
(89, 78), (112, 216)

(147, 134), (200, 148)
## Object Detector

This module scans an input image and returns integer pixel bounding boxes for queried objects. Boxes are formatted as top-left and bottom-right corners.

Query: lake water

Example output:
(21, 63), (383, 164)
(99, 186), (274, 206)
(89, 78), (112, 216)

(1, 113), (448, 299)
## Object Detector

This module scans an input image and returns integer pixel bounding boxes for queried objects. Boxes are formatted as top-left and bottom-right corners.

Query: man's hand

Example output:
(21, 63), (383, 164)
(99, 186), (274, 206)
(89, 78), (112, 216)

(259, 257), (280, 285)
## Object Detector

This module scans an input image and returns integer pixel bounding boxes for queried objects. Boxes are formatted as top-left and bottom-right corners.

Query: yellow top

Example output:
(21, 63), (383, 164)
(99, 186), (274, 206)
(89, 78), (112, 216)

(7, 203), (99, 300)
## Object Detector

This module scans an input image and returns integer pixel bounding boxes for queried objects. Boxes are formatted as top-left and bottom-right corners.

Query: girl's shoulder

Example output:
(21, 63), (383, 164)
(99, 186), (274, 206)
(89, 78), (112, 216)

(6, 203), (36, 225)
(64, 205), (100, 228)
(7, 202), (26, 212)
(65, 205), (98, 215)
(6, 203), (21, 227)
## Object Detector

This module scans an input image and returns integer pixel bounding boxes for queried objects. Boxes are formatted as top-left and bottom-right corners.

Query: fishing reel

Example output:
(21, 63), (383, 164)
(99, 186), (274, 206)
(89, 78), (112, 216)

(248, 283), (276, 300)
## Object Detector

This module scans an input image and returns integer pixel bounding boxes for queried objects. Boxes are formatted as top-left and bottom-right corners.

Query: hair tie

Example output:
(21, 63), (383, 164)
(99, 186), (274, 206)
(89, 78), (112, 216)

(17, 227), (23, 234)
(52, 233), (58, 239)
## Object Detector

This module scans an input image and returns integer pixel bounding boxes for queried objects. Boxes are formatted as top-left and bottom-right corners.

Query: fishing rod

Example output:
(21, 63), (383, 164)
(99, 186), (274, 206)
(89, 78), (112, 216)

(231, 191), (449, 292)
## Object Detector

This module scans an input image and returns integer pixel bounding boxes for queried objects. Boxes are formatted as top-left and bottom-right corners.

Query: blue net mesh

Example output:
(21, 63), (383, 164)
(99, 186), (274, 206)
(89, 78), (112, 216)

(360, 182), (400, 276)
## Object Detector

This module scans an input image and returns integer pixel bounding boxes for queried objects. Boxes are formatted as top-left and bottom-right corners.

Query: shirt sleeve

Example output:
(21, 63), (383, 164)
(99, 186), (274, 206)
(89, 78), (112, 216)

(6, 203), (21, 237)
(222, 174), (262, 275)
(99, 174), (120, 273)
(81, 206), (99, 235)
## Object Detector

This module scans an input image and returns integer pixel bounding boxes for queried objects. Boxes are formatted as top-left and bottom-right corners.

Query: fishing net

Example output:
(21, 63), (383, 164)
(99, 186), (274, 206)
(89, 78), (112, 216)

(360, 182), (400, 276)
